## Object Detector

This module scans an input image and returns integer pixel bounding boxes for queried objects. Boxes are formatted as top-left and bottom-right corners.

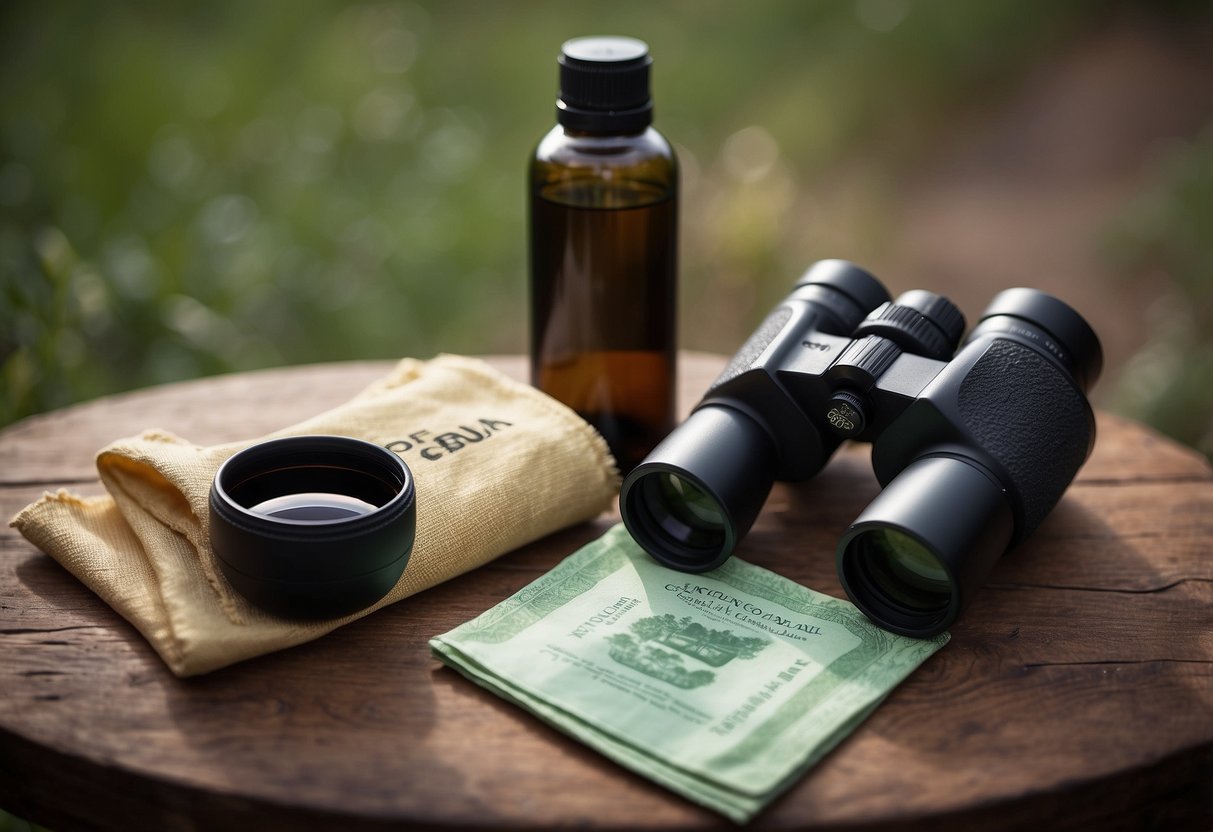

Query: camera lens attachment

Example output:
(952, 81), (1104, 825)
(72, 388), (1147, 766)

(209, 435), (416, 619)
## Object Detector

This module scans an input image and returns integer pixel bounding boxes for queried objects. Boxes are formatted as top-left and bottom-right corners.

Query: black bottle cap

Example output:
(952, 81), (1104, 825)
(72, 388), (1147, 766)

(557, 36), (653, 133)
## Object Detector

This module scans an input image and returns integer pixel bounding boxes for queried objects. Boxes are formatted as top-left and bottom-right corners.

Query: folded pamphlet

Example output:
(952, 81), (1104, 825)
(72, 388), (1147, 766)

(430, 524), (947, 822)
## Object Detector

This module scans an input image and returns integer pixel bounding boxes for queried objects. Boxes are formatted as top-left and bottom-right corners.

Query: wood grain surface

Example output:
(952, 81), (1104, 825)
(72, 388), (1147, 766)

(1, 354), (1211, 831)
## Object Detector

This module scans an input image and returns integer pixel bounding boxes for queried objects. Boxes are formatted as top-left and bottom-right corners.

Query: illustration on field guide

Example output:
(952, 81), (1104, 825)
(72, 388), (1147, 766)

(606, 614), (770, 689)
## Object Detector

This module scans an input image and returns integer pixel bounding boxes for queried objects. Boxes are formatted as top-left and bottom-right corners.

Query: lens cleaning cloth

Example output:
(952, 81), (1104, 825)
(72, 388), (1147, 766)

(10, 356), (618, 676)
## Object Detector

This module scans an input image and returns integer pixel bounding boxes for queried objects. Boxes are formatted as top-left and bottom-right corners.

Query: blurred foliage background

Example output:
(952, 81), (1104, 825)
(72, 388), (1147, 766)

(0, 1), (1209, 826)
(1, 0), (1210, 462)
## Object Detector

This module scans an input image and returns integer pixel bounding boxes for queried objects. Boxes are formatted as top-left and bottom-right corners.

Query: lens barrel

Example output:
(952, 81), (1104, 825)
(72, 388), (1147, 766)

(836, 455), (1013, 637)
(621, 405), (776, 572)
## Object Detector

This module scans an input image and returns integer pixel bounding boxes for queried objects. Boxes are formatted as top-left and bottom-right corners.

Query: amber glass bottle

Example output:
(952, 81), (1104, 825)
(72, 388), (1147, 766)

(529, 36), (678, 473)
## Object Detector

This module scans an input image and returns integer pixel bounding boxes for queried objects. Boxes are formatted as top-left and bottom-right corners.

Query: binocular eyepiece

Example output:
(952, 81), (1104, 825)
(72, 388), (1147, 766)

(620, 260), (1102, 637)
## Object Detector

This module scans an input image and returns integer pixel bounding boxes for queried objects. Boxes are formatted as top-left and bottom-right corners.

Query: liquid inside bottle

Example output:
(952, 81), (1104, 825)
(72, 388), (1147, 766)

(530, 176), (676, 472)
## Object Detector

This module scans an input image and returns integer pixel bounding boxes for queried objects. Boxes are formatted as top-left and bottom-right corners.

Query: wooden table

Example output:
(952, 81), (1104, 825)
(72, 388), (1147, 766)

(1, 354), (1211, 831)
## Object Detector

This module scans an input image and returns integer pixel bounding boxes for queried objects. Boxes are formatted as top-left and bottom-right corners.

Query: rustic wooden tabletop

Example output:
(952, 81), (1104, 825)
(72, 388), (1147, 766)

(1, 354), (1211, 831)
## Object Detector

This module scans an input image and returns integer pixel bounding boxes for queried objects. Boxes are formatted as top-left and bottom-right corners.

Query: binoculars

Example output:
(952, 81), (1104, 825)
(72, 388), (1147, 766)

(620, 260), (1102, 637)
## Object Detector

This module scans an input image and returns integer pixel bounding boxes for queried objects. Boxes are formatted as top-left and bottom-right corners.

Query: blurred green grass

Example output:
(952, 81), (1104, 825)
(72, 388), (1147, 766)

(1, 0), (1209, 463)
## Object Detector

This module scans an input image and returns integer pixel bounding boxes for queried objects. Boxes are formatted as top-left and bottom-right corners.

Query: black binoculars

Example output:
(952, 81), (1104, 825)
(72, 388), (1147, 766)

(620, 260), (1102, 637)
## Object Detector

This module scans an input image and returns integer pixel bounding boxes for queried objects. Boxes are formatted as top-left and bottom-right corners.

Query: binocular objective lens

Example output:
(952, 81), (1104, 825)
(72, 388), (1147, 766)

(853, 528), (951, 614)
(645, 472), (726, 548)
(249, 492), (380, 521)
(659, 473), (725, 531)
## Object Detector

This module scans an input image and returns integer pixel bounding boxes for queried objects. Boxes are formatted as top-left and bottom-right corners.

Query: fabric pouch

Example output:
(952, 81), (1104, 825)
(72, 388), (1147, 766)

(11, 355), (618, 677)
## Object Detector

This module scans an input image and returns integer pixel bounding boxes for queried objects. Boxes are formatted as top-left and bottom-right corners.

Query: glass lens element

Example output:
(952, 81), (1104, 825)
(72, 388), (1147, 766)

(643, 472), (726, 549)
(859, 528), (951, 613)
(249, 492), (379, 521)
(658, 473), (724, 529)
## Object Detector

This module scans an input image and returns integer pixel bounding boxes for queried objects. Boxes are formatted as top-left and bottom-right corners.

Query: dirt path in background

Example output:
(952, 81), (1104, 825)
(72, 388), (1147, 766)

(863, 12), (1213, 407)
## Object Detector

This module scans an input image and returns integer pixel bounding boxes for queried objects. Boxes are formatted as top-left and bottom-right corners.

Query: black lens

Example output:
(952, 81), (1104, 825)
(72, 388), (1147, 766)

(850, 528), (951, 614)
(621, 405), (776, 572)
(836, 455), (1013, 637)
(644, 471), (728, 549)
(209, 435), (417, 619)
